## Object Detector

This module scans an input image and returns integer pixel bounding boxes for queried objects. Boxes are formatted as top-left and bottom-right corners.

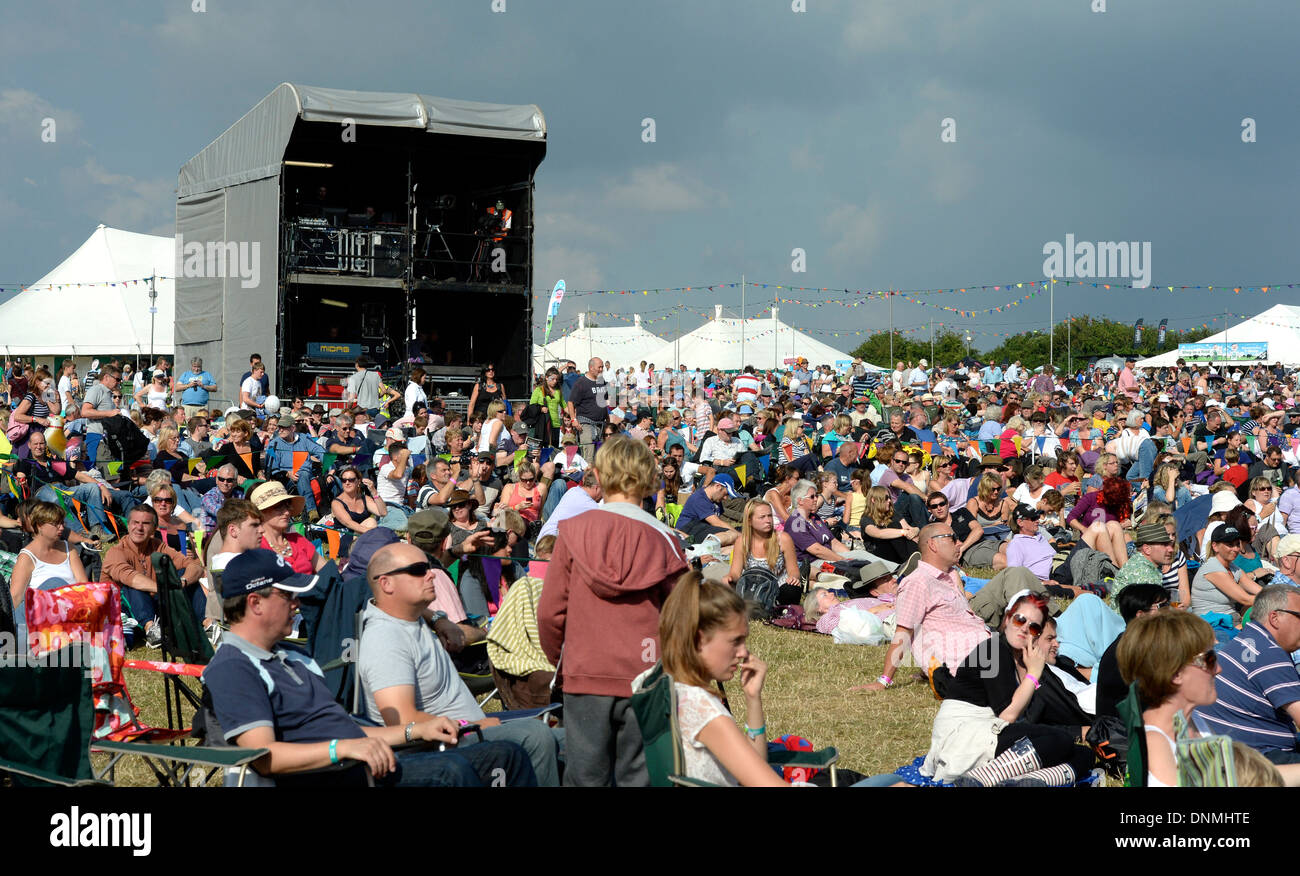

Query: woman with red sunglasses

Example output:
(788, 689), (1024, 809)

(922, 591), (1095, 786)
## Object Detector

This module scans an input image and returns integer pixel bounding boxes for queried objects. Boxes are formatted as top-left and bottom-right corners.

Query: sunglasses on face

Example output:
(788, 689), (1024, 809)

(927, 501), (948, 509)
(379, 560), (432, 579)
(892, 457), (909, 465)
(216, 476), (237, 484)
(340, 477), (358, 483)
(1188, 648), (1218, 672)
(1009, 613), (1044, 636)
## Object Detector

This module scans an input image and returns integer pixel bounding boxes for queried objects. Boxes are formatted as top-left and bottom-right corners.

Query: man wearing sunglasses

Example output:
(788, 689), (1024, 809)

(1195, 584), (1300, 767)
(924, 491), (983, 561)
(204, 549), (537, 787)
(198, 463), (244, 532)
(852, 523), (989, 695)
(357, 542), (561, 786)
(875, 444), (928, 527)
(995, 504), (1055, 580)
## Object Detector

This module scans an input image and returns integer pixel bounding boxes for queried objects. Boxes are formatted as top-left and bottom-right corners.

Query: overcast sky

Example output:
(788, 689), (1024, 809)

(2, 0), (1297, 354)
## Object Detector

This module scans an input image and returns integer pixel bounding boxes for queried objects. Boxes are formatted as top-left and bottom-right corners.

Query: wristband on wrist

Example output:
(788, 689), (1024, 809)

(404, 722), (416, 743)
(744, 724), (766, 740)
(1024, 673), (1040, 689)
(328, 739), (339, 764)
(877, 675), (893, 687)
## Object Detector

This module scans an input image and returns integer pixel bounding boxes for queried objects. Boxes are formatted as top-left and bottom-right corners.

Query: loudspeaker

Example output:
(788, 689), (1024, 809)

(370, 231), (404, 278)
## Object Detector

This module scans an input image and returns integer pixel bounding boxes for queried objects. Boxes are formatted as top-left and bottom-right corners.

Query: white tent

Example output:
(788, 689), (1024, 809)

(1136, 304), (1300, 368)
(646, 305), (875, 372)
(536, 313), (666, 371)
(0, 224), (175, 358)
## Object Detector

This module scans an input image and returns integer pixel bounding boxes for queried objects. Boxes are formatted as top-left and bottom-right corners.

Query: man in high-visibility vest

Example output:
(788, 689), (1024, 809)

(486, 200), (512, 242)
(472, 200), (514, 280)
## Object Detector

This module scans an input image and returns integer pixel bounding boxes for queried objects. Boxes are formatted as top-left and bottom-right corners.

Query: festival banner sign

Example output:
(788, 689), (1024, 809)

(1176, 341), (1267, 363)
(543, 279), (566, 345)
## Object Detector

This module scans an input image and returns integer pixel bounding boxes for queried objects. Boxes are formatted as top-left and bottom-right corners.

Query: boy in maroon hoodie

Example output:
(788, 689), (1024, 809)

(539, 434), (689, 786)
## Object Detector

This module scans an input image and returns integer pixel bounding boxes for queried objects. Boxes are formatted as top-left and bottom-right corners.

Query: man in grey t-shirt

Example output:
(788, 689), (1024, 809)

(345, 357), (382, 415)
(357, 542), (561, 785)
(79, 365), (123, 466)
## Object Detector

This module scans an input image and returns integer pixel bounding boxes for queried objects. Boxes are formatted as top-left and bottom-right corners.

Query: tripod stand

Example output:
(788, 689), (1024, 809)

(470, 230), (495, 282)
(413, 193), (457, 280)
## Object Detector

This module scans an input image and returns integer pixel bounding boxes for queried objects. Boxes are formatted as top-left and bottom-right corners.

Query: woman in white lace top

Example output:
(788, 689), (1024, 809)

(660, 572), (788, 786)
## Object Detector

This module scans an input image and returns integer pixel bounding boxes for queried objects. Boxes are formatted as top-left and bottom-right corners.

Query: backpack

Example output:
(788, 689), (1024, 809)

(102, 415), (149, 465)
(734, 566), (780, 619)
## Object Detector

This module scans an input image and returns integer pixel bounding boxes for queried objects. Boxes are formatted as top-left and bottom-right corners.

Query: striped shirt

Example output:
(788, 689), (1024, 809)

(852, 372), (880, 394)
(1161, 550), (1187, 601)
(485, 575), (554, 678)
(1194, 622), (1300, 753)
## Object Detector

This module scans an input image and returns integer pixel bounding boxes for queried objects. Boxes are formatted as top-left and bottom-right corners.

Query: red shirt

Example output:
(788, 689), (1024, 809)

(1224, 464), (1249, 489)
(261, 533), (318, 575)
(1044, 472), (1078, 491)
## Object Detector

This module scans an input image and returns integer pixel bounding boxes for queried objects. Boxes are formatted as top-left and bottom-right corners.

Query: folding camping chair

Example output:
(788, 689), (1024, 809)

(24, 581), (265, 786)
(630, 660), (838, 787)
(0, 654), (105, 786)
(151, 553), (213, 732)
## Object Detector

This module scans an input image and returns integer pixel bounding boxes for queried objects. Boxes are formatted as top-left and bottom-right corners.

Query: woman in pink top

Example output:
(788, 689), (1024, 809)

(501, 462), (549, 524)
(252, 481), (325, 575)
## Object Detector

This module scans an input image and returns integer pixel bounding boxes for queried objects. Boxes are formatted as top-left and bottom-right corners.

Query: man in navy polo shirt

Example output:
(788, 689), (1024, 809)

(202, 549), (537, 786)
(674, 474), (739, 546)
(1195, 584), (1300, 767)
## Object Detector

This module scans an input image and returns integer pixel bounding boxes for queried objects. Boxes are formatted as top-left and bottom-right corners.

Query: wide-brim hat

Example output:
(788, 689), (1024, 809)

(1210, 491), (1242, 515)
(447, 489), (479, 511)
(249, 481), (305, 517)
(857, 560), (894, 587)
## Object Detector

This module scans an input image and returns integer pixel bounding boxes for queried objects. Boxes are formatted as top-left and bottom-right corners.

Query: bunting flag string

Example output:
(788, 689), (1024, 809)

(529, 278), (1300, 301)
(5, 270), (1295, 301)
(0, 274), (175, 295)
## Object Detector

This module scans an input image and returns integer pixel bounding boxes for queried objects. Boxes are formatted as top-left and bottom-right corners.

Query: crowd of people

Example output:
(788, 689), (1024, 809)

(6, 347), (1300, 788)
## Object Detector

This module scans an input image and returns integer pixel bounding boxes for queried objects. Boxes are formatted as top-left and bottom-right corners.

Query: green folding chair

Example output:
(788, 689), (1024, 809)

(0, 652), (104, 786)
(630, 660), (839, 787)
(24, 581), (265, 786)
(1117, 680), (1147, 787)
(151, 552), (213, 732)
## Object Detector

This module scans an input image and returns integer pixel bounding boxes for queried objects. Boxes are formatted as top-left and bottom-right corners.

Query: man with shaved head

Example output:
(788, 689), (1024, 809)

(198, 463), (243, 532)
(357, 541), (561, 785)
(852, 522), (989, 696)
(565, 356), (609, 459)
